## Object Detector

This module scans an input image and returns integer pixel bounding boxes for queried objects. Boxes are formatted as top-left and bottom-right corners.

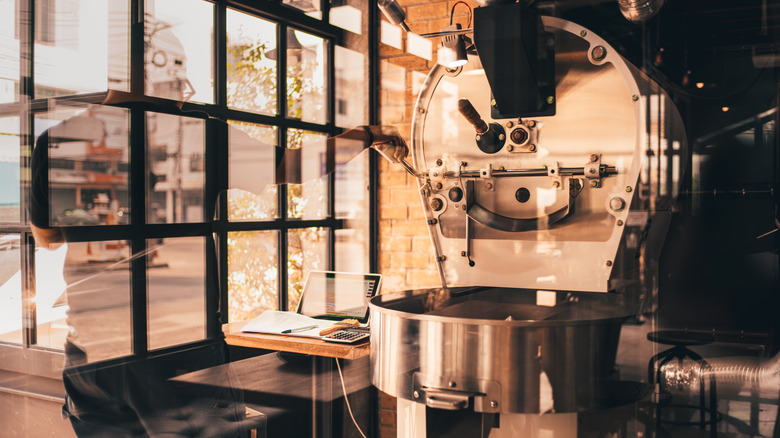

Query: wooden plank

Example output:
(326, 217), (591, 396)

(223, 321), (370, 360)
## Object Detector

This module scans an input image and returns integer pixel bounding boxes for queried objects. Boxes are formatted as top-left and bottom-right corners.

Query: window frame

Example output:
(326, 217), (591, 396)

(0, 0), (379, 374)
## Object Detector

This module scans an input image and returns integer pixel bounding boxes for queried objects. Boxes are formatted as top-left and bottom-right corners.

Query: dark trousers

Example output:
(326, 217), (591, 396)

(62, 340), (249, 437)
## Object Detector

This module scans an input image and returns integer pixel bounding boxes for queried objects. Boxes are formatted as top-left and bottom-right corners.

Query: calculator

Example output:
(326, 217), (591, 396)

(322, 327), (370, 344)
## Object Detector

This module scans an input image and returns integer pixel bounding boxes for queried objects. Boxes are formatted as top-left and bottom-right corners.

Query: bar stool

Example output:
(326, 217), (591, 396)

(647, 330), (721, 436)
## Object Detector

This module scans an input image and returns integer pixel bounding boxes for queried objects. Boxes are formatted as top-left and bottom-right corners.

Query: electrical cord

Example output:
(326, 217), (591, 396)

(450, 1), (472, 28)
(335, 358), (368, 438)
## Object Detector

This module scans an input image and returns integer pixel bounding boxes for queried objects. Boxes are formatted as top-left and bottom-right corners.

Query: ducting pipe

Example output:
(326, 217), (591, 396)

(617, 0), (665, 22)
(660, 353), (780, 399)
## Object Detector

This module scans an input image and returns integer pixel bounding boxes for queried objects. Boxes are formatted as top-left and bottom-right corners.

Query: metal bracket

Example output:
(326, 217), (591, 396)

(547, 161), (562, 188)
(584, 154), (602, 188)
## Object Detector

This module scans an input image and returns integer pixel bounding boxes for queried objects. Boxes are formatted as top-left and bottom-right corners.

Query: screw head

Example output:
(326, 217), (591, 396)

(475, 134), (482, 141)
(506, 121), (514, 128)
(430, 198), (443, 211)
(413, 391), (420, 399)
(435, 158), (443, 166)
(590, 154), (599, 162)
(528, 144), (537, 152)
(625, 186), (633, 193)
(527, 120), (536, 127)
(552, 181), (560, 188)
(590, 180), (599, 188)
(434, 182), (443, 190)
(606, 260), (613, 267)
(485, 182), (493, 190)
(546, 96), (554, 104)
(591, 45), (607, 61)
(498, 133), (505, 141)
(632, 95), (639, 101)
(448, 381), (457, 388)
(507, 145), (514, 152)
(588, 168), (597, 174)
(609, 197), (626, 212)
(461, 251), (467, 257)
(491, 99), (497, 106)
(617, 220), (624, 226)
(490, 400), (499, 408)
(462, 205), (467, 211)
(418, 107), (425, 114)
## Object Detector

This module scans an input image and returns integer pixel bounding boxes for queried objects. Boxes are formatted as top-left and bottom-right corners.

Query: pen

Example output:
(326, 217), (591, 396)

(282, 324), (318, 334)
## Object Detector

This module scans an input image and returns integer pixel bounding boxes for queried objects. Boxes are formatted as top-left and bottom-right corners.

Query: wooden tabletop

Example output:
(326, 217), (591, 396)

(172, 351), (371, 406)
(223, 321), (370, 360)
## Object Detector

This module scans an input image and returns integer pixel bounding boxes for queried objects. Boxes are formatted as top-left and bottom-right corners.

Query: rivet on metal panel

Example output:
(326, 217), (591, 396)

(591, 45), (607, 61)
(580, 30), (587, 37)
(507, 145), (515, 152)
(625, 186), (633, 192)
(632, 95), (639, 101)
(552, 181), (560, 188)
(490, 400), (498, 408)
(413, 391), (420, 399)
(505, 121), (514, 128)
(448, 381), (456, 388)
(419, 107), (425, 114)
(546, 96), (554, 104)
(435, 158), (443, 166)
(589, 180), (599, 188)
(437, 256), (447, 262)
(606, 260), (613, 267)
(617, 220), (624, 226)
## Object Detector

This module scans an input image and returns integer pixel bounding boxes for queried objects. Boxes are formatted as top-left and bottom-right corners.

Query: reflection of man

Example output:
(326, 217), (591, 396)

(29, 25), (409, 437)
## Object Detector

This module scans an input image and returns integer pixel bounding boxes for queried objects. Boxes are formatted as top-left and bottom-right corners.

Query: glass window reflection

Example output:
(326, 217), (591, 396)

(0, 233), (21, 344)
(227, 9), (277, 115)
(147, 113), (205, 224)
(34, 105), (130, 228)
(145, 0), (213, 104)
(228, 121), (278, 221)
(147, 236), (206, 351)
(0, 116), (19, 222)
(31, 0), (129, 97)
(287, 29), (328, 124)
(228, 230), (278, 321)
(287, 129), (328, 219)
(288, 227), (328, 311)
(37, 240), (132, 361)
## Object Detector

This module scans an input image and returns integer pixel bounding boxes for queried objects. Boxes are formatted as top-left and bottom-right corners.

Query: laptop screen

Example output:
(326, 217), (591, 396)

(296, 271), (382, 324)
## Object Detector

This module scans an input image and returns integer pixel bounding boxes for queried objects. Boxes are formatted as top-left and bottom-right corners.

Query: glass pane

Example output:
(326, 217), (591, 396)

(335, 45), (367, 128)
(228, 230), (278, 321)
(288, 227), (328, 311)
(330, 3), (362, 35)
(334, 152), (369, 273)
(0, 116), (20, 222)
(147, 113), (205, 223)
(228, 121), (277, 220)
(147, 236), (205, 350)
(37, 241), (132, 361)
(33, 105), (129, 227)
(145, 0), (213, 104)
(226, 9), (277, 116)
(0, 0), (18, 103)
(283, 0), (321, 18)
(287, 129), (328, 219)
(0, 233), (21, 343)
(32, 0), (129, 97)
(287, 29), (327, 124)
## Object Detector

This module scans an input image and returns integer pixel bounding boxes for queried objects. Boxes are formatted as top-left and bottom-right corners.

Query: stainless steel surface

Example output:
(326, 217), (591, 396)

(370, 288), (634, 413)
(409, 17), (687, 292)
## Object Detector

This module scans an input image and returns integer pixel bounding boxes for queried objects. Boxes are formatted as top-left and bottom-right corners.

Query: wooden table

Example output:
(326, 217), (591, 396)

(173, 320), (374, 437)
(223, 321), (369, 360)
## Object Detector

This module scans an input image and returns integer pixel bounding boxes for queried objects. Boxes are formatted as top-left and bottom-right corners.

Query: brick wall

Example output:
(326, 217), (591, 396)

(375, 1), (481, 436)
(377, 0), (481, 293)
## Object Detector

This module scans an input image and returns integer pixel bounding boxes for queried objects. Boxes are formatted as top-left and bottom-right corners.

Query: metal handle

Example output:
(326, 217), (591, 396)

(425, 391), (470, 410)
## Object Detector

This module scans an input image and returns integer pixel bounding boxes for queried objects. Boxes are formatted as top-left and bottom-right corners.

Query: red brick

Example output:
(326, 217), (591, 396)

(380, 203), (409, 220)
(392, 219), (429, 236)
(412, 236), (433, 252)
(379, 426), (397, 438)
(380, 236), (412, 252)
(389, 55), (429, 71)
(408, 2), (449, 21)
(408, 269), (441, 287)
(390, 186), (420, 204)
(380, 169), (408, 187)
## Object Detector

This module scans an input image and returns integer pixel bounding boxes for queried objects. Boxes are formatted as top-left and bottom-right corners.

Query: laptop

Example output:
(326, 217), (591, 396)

(296, 271), (381, 343)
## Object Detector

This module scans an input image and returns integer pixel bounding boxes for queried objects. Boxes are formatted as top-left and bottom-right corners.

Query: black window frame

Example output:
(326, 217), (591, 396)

(0, 0), (379, 373)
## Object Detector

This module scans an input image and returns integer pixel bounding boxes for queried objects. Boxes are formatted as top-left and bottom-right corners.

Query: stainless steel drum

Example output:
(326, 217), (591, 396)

(370, 288), (633, 414)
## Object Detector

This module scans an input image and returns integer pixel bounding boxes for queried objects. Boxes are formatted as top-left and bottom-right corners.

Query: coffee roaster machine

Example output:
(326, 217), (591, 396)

(369, 1), (695, 436)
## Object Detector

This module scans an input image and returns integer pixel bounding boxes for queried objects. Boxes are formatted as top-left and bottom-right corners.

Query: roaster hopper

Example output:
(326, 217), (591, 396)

(369, 14), (687, 437)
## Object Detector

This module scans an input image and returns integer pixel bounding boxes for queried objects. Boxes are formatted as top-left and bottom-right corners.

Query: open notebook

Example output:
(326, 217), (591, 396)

(241, 271), (381, 338)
